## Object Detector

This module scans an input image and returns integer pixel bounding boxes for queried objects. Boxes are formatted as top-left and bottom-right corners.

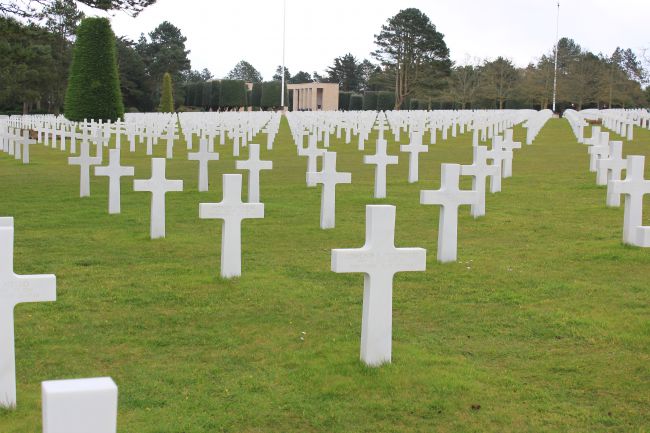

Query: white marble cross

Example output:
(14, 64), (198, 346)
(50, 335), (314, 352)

(421, 164), (480, 263)
(15, 130), (35, 164)
(364, 137), (398, 199)
(588, 132), (610, 172)
(199, 174), (264, 278)
(42, 377), (117, 433)
(400, 133), (428, 183)
(609, 155), (650, 246)
(331, 205), (426, 367)
(0, 217), (56, 408)
(113, 119), (123, 150)
(500, 129), (521, 176)
(236, 143), (272, 203)
(144, 128), (156, 156)
(94, 149), (135, 214)
(307, 151), (351, 229)
(484, 147), (504, 193)
(460, 146), (499, 218)
(597, 141), (627, 207)
(491, 136), (514, 178)
(501, 129), (522, 151)
(133, 158), (184, 239)
(68, 139), (102, 197)
(188, 137), (220, 192)
(164, 125), (179, 159)
(298, 135), (325, 187)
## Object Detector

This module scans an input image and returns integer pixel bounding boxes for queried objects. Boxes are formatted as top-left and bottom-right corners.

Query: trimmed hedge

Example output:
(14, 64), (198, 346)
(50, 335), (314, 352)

(201, 81), (212, 109)
(184, 82), (201, 107)
(210, 80), (220, 110)
(64, 17), (124, 121)
(377, 91), (395, 111)
(339, 92), (352, 111)
(251, 82), (262, 108)
(159, 72), (174, 112)
(260, 81), (282, 109)
(362, 91), (378, 111)
(349, 94), (363, 111)
(220, 79), (247, 108)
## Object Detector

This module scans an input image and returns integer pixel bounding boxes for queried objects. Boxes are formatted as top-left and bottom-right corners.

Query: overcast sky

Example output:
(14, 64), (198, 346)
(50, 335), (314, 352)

(83, 0), (650, 80)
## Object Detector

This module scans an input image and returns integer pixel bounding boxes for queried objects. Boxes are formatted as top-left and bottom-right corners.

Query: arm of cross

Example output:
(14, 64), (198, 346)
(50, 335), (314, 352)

(11, 274), (56, 304)
(306, 171), (322, 186)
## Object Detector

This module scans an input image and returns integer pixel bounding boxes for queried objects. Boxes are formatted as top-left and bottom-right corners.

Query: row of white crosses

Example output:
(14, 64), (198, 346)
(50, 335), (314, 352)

(59, 117), (272, 249)
(295, 109), (537, 256)
(574, 119), (650, 247)
(177, 111), (279, 154)
(0, 124), (36, 164)
(7, 113), (184, 160)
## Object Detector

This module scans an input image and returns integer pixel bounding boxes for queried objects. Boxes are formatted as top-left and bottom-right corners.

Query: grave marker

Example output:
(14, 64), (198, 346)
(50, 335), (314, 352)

(94, 149), (135, 214)
(188, 137), (220, 192)
(199, 174), (264, 278)
(364, 137), (398, 199)
(609, 155), (650, 246)
(68, 139), (102, 197)
(400, 133), (428, 183)
(133, 158), (183, 239)
(331, 205), (426, 367)
(421, 164), (480, 262)
(460, 146), (498, 218)
(0, 217), (56, 408)
(42, 377), (117, 433)
(236, 143), (272, 203)
(307, 151), (351, 229)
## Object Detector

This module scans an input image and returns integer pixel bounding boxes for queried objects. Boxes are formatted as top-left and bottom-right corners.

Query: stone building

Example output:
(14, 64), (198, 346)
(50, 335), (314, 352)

(287, 83), (339, 111)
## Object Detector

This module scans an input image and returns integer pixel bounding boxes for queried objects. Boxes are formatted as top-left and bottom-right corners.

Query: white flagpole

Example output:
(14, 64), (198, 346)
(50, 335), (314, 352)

(281, 0), (287, 108)
(552, 1), (560, 113)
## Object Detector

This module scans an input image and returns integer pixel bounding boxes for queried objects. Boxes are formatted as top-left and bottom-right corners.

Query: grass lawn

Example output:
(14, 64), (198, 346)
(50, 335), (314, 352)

(0, 117), (649, 433)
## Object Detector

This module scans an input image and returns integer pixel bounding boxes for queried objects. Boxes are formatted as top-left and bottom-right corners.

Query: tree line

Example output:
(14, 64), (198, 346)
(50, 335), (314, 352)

(1, 3), (648, 114)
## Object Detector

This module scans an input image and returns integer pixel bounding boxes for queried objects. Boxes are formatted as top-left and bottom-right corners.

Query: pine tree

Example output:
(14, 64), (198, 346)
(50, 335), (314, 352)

(159, 72), (174, 112)
(64, 17), (124, 121)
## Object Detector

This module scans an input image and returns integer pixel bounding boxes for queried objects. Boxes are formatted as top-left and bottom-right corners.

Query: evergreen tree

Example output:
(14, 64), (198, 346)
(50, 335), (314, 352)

(64, 17), (124, 121)
(373, 8), (451, 108)
(159, 72), (174, 112)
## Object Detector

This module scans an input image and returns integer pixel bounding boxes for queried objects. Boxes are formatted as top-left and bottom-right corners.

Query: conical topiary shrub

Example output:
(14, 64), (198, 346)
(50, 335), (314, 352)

(64, 17), (124, 122)
(159, 72), (174, 112)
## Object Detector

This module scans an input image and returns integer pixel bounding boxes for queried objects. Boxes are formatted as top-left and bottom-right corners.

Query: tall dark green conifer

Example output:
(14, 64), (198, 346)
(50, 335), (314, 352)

(64, 17), (124, 121)
(159, 72), (174, 112)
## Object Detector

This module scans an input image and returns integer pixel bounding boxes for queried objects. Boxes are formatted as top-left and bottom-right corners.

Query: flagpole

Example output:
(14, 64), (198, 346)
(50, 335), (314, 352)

(281, 0), (287, 108)
(552, 1), (560, 112)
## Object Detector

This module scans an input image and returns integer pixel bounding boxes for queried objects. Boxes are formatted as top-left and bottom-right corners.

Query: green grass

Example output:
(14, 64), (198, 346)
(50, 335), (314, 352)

(0, 117), (649, 432)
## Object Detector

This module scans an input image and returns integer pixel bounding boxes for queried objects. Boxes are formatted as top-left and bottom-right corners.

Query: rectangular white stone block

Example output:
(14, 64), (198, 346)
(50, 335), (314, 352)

(42, 377), (117, 433)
